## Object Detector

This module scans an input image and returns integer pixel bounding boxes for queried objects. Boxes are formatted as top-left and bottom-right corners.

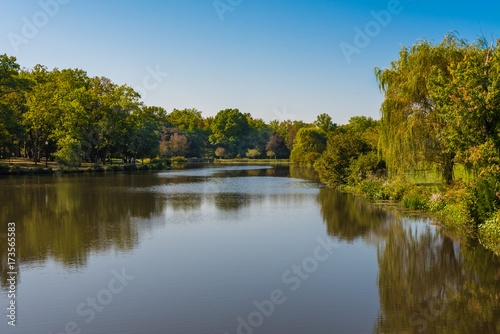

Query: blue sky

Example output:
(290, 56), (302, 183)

(1, 0), (499, 124)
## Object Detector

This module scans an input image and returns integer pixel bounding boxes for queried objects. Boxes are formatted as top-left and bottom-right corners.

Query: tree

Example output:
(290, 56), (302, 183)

(374, 34), (467, 182)
(428, 38), (500, 175)
(128, 105), (162, 163)
(266, 150), (275, 159)
(0, 54), (25, 159)
(315, 113), (337, 133)
(23, 65), (58, 164)
(246, 148), (260, 159)
(290, 127), (327, 165)
(314, 133), (372, 186)
(265, 135), (289, 159)
(160, 131), (190, 157)
(209, 109), (249, 156)
(215, 147), (225, 159)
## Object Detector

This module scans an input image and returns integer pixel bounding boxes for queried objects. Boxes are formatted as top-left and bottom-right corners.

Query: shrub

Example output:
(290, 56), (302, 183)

(428, 192), (446, 212)
(461, 175), (500, 226)
(0, 164), (10, 174)
(348, 151), (386, 185)
(172, 156), (188, 163)
(401, 188), (429, 210)
(479, 210), (500, 255)
(91, 164), (104, 172)
(55, 136), (83, 167)
(9, 165), (24, 174)
(357, 177), (386, 199)
(314, 132), (371, 186)
(105, 165), (123, 172)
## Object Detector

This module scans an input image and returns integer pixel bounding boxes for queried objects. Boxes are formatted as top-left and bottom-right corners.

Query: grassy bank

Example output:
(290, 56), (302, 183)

(0, 158), (170, 175)
(335, 173), (500, 256)
(215, 158), (290, 164)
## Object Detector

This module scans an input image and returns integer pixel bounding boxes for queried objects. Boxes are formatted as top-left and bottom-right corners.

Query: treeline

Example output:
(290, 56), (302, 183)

(0, 54), (357, 166)
(311, 34), (500, 255)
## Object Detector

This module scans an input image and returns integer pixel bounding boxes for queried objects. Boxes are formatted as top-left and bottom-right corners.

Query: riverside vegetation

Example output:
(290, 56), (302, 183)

(1, 32), (499, 254)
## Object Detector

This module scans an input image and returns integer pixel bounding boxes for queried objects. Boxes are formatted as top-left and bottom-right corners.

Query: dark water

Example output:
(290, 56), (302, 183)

(0, 164), (499, 334)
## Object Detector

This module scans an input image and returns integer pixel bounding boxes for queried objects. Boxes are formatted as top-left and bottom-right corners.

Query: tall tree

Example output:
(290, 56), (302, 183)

(374, 34), (467, 182)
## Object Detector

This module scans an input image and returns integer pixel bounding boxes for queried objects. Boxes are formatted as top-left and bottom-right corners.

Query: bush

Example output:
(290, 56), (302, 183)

(348, 151), (386, 185)
(428, 192), (446, 212)
(479, 210), (500, 255)
(33, 167), (53, 175)
(91, 164), (105, 172)
(0, 163), (10, 174)
(105, 165), (123, 172)
(171, 156), (188, 163)
(9, 165), (24, 175)
(55, 136), (83, 167)
(401, 188), (429, 210)
(314, 133), (371, 186)
(357, 177), (386, 199)
(461, 175), (500, 226)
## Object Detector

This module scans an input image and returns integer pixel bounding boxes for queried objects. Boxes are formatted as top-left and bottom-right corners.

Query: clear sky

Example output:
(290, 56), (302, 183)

(1, 0), (499, 124)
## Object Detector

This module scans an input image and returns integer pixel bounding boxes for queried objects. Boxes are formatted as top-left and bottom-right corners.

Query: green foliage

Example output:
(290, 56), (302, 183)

(375, 34), (469, 182)
(401, 188), (429, 210)
(461, 175), (500, 226)
(55, 136), (82, 167)
(171, 156), (188, 163)
(290, 127), (327, 165)
(246, 149), (260, 159)
(314, 133), (370, 186)
(315, 113), (337, 133)
(347, 151), (386, 185)
(479, 211), (500, 255)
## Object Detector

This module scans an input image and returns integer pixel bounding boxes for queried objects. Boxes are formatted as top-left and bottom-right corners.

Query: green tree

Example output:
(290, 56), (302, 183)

(314, 133), (371, 186)
(246, 148), (260, 159)
(315, 113), (337, 133)
(374, 34), (467, 182)
(0, 54), (25, 159)
(209, 109), (249, 157)
(289, 127), (327, 165)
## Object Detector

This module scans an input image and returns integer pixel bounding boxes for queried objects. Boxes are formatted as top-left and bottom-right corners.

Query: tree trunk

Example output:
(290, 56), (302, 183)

(442, 153), (455, 184)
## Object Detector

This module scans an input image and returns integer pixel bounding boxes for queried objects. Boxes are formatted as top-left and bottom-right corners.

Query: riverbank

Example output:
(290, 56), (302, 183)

(0, 158), (170, 175)
(215, 158), (290, 164)
(332, 175), (500, 256)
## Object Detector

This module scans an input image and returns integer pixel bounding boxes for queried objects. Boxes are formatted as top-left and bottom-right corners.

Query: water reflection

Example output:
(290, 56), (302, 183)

(374, 218), (500, 333)
(317, 188), (388, 241)
(1, 165), (500, 334)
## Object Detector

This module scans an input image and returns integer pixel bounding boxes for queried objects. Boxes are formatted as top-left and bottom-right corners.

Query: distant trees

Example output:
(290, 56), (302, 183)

(246, 149), (260, 159)
(215, 147), (225, 158)
(160, 132), (190, 158)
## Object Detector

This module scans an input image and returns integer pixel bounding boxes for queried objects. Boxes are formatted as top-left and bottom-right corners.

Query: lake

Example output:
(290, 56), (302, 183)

(1, 164), (500, 333)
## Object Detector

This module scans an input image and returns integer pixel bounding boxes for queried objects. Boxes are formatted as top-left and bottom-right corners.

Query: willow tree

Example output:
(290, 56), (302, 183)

(374, 34), (468, 182)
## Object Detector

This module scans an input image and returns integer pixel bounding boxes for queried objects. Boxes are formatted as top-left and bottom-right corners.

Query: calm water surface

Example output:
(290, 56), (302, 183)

(1, 164), (500, 333)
